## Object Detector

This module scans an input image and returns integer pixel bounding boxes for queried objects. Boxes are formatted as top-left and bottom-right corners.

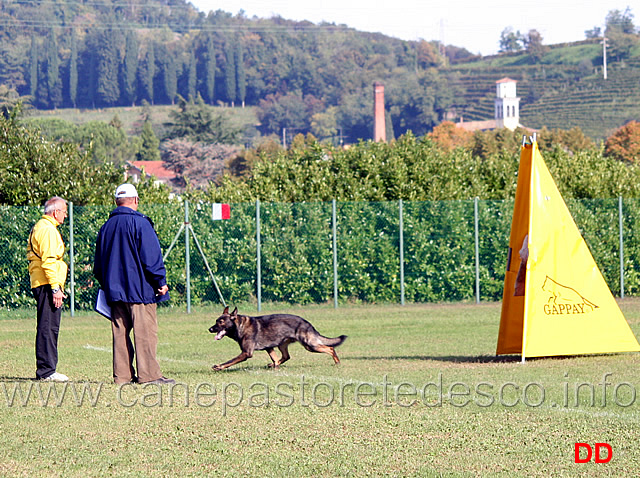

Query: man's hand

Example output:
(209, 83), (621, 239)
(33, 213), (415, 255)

(157, 285), (169, 296)
(52, 289), (65, 309)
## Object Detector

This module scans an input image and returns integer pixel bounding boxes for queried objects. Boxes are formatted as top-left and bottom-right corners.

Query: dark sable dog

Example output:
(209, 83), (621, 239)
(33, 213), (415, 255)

(208, 306), (347, 370)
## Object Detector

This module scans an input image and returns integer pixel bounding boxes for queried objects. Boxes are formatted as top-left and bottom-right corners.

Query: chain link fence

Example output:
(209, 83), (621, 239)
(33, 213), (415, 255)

(2, 198), (640, 313)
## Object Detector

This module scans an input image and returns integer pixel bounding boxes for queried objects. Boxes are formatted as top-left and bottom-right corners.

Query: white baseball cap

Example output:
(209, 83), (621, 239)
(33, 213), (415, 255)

(115, 183), (138, 198)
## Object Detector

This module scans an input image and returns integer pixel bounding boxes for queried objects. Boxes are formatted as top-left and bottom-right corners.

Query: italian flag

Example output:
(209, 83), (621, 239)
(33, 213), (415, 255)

(212, 203), (230, 220)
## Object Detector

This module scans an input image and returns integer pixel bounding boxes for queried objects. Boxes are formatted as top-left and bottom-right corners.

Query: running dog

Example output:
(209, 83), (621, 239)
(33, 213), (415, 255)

(208, 306), (347, 370)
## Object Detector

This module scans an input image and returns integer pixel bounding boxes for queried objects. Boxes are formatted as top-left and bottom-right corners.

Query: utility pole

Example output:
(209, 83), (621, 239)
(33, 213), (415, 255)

(602, 36), (608, 80)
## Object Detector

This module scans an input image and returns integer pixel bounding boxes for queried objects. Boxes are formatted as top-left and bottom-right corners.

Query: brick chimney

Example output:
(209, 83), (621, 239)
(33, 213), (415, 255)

(373, 81), (386, 142)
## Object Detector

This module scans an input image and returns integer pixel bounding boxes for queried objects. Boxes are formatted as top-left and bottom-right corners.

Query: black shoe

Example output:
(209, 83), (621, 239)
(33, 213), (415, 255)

(144, 376), (175, 385)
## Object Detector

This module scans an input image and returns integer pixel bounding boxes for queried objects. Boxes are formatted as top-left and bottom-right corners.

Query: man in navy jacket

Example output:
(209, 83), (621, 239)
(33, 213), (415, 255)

(93, 183), (174, 385)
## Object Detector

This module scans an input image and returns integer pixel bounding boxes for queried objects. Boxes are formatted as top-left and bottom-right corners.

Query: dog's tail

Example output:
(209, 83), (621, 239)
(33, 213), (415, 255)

(321, 334), (347, 348)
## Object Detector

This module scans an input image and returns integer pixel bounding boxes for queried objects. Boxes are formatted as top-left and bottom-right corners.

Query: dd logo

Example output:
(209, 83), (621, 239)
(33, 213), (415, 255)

(574, 443), (613, 463)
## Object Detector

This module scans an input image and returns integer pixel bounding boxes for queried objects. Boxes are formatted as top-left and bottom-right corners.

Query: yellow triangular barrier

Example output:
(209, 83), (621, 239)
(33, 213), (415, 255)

(497, 139), (640, 359)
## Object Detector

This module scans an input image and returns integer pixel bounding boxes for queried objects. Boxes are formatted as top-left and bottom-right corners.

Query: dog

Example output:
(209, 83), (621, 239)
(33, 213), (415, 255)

(208, 306), (347, 370)
(542, 276), (598, 311)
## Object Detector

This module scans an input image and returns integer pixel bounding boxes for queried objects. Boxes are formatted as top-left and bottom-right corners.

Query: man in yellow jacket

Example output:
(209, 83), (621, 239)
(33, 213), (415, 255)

(27, 196), (69, 381)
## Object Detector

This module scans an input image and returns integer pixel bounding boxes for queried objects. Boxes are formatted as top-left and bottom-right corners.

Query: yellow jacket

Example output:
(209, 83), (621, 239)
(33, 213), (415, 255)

(27, 215), (68, 290)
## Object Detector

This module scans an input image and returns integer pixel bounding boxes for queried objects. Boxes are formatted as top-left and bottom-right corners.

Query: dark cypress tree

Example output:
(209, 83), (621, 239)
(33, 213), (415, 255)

(136, 119), (161, 161)
(137, 42), (155, 104)
(235, 40), (246, 107)
(162, 47), (177, 104)
(187, 49), (197, 100)
(121, 30), (138, 105)
(46, 28), (62, 108)
(205, 35), (215, 105)
(96, 29), (120, 106)
(69, 29), (78, 108)
(29, 33), (38, 100)
(224, 39), (236, 106)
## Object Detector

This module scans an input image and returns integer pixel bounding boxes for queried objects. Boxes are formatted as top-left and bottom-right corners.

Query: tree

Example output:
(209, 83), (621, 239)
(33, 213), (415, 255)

(159, 45), (177, 104)
(187, 49), (197, 100)
(605, 8), (639, 61)
(310, 107), (338, 142)
(69, 29), (78, 108)
(45, 28), (62, 108)
(256, 92), (317, 137)
(605, 7), (636, 35)
(235, 40), (246, 107)
(164, 95), (242, 144)
(386, 68), (455, 137)
(76, 120), (134, 165)
(204, 35), (216, 104)
(161, 138), (240, 189)
(499, 27), (523, 52)
(335, 92), (374, 143)
(95, 30), (120, 106)
(0, 86), (30, 119)
(137, 119), (161, 161)
(584, 26), (602, 39)
(138, 42), (155, 104)
(427, 121), (473, 151)
(0, 109), (123, 205)
(29, 34), (38, 100)
(416, 40), (443, 68)
(121, 30), (138, 105)
(522, 29), (548, 63)
(605, 121), (640, 163)
(224, 40), (236, 106)
(536, 126), (595, 154)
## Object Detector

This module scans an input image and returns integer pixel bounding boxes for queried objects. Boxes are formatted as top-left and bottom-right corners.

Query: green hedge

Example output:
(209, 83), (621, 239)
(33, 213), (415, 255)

(0, 198), (633, 311)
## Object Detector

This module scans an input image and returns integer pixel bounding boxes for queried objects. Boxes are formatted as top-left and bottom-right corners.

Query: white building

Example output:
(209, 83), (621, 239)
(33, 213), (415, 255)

(494, 77), (521, 130)
(457, 77), (526, 132)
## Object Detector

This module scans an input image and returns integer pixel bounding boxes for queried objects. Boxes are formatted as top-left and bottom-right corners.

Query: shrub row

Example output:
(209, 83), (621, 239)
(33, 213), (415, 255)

(2, 198), (639, 311)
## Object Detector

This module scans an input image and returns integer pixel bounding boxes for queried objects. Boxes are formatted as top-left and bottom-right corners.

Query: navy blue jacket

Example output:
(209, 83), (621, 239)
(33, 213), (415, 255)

(93, 206), (169, 304)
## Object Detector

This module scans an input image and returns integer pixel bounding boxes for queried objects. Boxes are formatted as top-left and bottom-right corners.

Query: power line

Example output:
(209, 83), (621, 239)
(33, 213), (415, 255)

(8, 0), (199, 11)
(0, 18), (357, 34)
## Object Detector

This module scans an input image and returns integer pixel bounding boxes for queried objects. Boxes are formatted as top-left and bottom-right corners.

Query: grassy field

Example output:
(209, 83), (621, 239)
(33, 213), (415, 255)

(2, 301), (640, 476)
(27, 104), (258, 138)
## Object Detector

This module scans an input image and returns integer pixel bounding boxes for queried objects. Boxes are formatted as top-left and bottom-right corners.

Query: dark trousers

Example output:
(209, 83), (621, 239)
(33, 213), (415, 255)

(33, 285), (62, 379)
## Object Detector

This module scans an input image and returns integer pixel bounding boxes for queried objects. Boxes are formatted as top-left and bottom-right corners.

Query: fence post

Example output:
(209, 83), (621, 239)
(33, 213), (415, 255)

(474, 197), (480, 304)
(619, 196), (625, 299)
(185, 200), (191, 313)
(399, 199), (405, 306)
(256, 200), (262, 312)
(332, 199), (338, 309)
(69, 202), (75, 317)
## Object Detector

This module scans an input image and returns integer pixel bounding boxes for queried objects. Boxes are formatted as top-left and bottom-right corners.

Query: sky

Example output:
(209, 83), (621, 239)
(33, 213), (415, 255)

(189, 1), (633, 56)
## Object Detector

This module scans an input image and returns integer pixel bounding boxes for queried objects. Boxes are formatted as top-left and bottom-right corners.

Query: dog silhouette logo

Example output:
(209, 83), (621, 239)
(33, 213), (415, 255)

(541, 276), (598, 315)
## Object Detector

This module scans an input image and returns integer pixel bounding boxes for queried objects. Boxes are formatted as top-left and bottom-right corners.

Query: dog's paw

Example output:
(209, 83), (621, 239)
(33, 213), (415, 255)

(267, 363), (280, 369)
(212, 364), (223, 371)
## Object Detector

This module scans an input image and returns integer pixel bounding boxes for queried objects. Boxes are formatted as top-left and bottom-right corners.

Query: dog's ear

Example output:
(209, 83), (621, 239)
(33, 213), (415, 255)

(231, 307), (238, 316)
(223, 306), (229, 315)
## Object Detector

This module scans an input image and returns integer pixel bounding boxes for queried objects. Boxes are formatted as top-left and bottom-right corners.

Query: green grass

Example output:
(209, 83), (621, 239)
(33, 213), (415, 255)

(27, 104), (258, 138)
(2, 301), (640, 476)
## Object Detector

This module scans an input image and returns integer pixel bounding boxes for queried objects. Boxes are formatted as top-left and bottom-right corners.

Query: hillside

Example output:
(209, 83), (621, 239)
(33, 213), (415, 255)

(1, 1), (639, 141)
(448, 42), (640, 139)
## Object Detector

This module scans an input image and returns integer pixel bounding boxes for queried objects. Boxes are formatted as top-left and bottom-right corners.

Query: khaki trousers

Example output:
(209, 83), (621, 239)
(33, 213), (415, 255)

(110, 302), (162, 384)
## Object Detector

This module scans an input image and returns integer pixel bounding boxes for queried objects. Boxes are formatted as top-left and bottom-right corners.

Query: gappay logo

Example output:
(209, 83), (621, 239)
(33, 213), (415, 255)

(542, 276), (598, 316)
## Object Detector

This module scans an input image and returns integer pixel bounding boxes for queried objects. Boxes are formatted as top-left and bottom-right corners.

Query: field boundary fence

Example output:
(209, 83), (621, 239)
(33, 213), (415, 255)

(2, 197), (639, 314)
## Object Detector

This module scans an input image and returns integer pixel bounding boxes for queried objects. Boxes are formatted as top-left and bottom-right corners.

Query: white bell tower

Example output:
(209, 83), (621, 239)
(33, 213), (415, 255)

(494, 78), (520, 131)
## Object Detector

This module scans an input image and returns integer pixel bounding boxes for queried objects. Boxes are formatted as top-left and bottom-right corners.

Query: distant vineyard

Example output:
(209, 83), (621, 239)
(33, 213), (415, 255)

(448, 49), (640, 139)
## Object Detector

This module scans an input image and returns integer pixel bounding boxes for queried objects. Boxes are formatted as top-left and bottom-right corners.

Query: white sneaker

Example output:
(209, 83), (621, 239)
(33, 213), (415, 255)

(42, 372), (69, 382)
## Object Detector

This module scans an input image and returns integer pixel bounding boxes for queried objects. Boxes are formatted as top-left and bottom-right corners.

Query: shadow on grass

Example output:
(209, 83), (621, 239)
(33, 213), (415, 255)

(0, 376), (106, 383)
(348, 353), (630, 363)
(348, 355), (523, 364)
